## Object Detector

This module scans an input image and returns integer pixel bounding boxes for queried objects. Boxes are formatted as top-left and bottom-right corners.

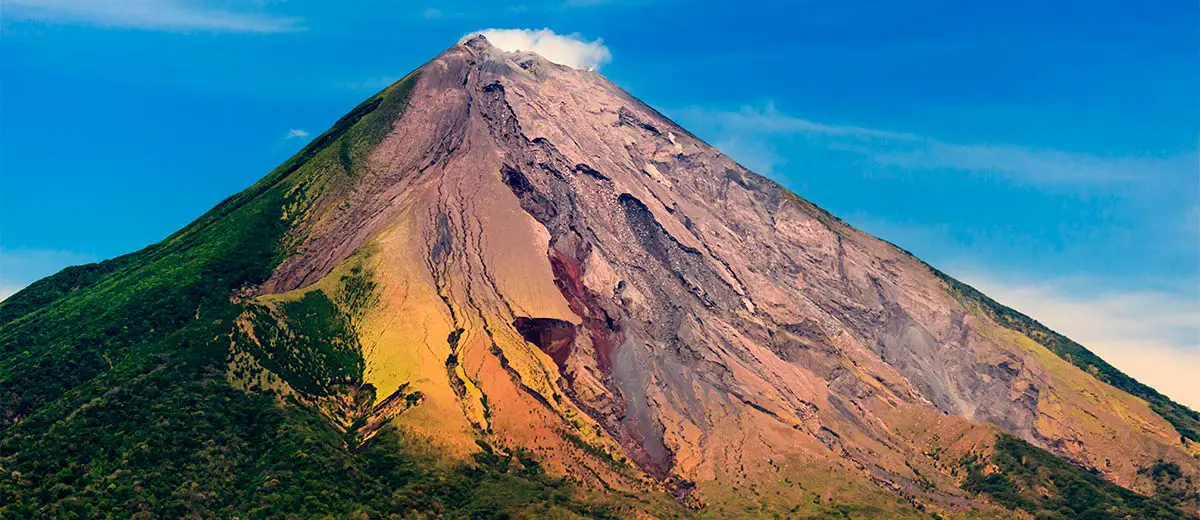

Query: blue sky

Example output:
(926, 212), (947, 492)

(1, 0), (1197, 406)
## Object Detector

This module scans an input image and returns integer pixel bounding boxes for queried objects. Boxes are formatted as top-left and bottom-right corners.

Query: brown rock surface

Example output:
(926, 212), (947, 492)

(257, 36), (1199, 512)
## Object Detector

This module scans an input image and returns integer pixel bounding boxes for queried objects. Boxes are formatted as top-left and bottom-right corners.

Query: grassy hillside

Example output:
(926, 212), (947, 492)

(961, 434), (1188, 519)
(0, 302), (635, 518)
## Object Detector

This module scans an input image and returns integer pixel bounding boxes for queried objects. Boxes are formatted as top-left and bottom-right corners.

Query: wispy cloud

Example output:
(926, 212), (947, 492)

(286, 128), (309, 139)
(467, 28), (612, 70)
(0, 249), (98, 302)
(951, 269), (1200, 410)
(5, 0), (302, 33)
(676, 102), (1193, 186)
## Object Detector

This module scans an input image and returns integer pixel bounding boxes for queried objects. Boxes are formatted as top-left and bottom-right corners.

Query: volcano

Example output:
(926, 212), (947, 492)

(2, 36), (1197, 519)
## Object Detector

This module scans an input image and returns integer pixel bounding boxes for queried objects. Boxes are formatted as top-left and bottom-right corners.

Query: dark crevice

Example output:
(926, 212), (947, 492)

(573, 163), (610, 181)
(513, 317), (577, 369)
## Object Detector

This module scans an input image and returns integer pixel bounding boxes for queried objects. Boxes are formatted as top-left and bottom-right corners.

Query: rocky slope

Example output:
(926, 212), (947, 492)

(2, 36), (1197, 519)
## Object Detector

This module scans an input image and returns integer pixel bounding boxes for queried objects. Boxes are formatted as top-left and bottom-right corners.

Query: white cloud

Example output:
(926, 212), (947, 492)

(0, 249), (99, 302)
(952, 270), (1200, 410)
(5, 0), (301, 33)
(286, 128), (310, 139)
(423, 8), (442, 19)
(468, 28), (612, 70)
(676, 102), (1192, 186)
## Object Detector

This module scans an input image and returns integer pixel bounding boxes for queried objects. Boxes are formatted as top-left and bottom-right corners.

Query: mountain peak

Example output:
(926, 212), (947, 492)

(456, 29), (610, 71)
(249, 39), (1200, 512)
(459, 32), (494, 53)
(3, 35), (1198, 519)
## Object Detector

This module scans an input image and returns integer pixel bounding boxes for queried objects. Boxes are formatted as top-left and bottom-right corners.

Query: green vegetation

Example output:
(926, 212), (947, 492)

(0, 253), (137, 325)
(230, 260), (381, 398)
(0, 312), (631, 518)
(0, 168), (291, 426)
(236, 291), (366, 396)
(0, 74), (643, 519)
(929, 268), (1200, 442)
(960, 434), (1187, 519)
(1138, 460), (1200, 511)
(559, 431), (628, 475)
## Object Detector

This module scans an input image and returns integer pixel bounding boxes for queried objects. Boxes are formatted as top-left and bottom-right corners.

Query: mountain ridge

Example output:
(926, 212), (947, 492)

(2, 36), (1197, 519)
